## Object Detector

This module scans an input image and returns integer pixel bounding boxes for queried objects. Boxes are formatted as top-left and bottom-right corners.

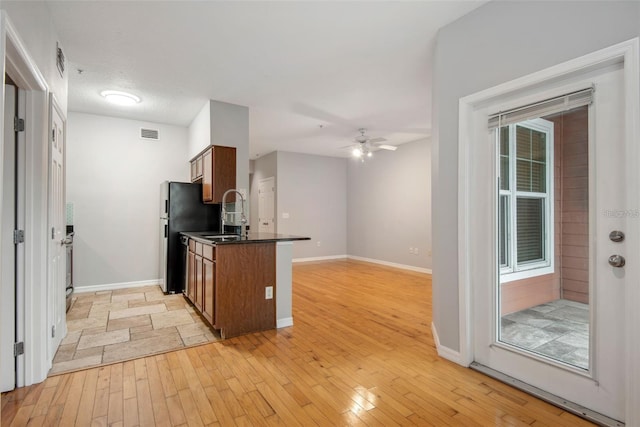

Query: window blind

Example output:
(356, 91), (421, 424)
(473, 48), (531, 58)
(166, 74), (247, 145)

(488, 87), (593, 130)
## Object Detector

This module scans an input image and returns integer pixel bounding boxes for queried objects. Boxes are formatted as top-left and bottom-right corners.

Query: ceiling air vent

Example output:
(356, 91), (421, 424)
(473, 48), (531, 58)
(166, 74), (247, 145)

(140, 128), (159, 141)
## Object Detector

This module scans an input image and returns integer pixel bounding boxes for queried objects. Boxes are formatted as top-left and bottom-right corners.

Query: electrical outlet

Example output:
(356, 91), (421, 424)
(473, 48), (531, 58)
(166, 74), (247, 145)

(282, 212), (290, 219)
(265, 286), (273, 299)
(409, 247), (414, 254)
(317, 241), (321, 247)
(414, 247), (419, 255)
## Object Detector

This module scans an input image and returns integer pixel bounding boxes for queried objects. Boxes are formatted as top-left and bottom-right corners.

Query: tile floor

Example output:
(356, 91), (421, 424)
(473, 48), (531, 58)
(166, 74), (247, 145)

(50, 285), (220, 375)
(500, 299), (589, 369)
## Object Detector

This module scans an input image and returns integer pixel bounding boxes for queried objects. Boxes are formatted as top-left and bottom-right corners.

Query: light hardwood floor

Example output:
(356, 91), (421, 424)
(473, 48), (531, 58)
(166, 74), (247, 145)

(1, 259), (594, 426)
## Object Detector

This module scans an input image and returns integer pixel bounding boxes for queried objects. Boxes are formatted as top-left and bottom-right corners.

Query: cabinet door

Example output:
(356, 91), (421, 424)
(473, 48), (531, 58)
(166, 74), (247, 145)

(187, 250), (196, 303)
(196, 155), (203, 179)
(190, 160), (197, 182)
(202, 148), (213, 202)
(194, 254), (203, 311)
(211, 146), (236, 203)
(202, 258), (215, 324)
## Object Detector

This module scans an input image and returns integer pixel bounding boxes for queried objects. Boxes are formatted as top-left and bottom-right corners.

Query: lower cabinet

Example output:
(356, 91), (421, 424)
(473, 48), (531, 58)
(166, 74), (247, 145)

(185, 238), (276, 339)
(202, 257), (215, 324)
(187, 240), (215, 321)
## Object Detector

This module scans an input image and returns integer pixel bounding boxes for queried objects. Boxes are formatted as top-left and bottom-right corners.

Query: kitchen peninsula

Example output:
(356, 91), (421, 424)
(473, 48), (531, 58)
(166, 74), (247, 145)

(180, 231), (309, 339)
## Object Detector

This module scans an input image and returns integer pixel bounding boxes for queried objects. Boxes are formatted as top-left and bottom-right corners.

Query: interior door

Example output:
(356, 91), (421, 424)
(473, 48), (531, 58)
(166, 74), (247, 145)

(474, 66), (626, 422)
(1, 82), (17, 392)
(258, 177), (275, 233)
(48, 95), (66, 361)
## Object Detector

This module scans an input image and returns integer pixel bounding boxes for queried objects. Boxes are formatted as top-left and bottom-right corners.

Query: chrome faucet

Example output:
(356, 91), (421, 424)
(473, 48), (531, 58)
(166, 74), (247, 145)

(221, 189), (247, 236)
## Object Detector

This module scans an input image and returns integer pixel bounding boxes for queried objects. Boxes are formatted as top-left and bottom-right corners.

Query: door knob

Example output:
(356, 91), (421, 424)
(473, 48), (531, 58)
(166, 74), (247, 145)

(608, 254), (625, 268)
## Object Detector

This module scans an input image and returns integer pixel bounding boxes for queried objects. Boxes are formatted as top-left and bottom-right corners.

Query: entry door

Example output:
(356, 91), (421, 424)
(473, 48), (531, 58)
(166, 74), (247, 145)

(1, 83), (17, 392)
(48, 96), (66, 361)
(474, 66), (626, 421)
(258, 177), (275, 233)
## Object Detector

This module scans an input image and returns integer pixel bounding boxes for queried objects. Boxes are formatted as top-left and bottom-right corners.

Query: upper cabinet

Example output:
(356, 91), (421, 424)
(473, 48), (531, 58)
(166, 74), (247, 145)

(190, 145), (236, 203)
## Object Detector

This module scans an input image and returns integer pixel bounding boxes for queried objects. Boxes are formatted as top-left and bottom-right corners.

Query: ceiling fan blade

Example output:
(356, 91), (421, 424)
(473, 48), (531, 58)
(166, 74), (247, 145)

(376, 144), (398, 151)
(367, 137), (387, 143)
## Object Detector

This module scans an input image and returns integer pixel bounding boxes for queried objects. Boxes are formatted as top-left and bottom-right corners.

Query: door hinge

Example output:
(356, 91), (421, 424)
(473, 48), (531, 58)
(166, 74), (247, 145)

(52, 325), (56, 338)
(13, 229), (25, 244)
(14, 342), (24, 357)
(14, 117), (25, 132)
(52, 227), (55, 239)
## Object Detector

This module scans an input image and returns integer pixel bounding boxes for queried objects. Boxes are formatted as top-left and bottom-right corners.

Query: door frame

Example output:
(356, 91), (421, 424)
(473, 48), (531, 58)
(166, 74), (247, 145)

(457, 38), (639, 424)
(1, 11), (52, 387)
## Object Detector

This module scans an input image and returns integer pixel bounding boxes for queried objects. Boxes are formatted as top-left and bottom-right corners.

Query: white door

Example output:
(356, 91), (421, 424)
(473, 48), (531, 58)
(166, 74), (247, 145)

(1, 83), (17, 392)
(258, 177), (275, 233)
(474, 66), (626, 422)
(48, 96), (66, 361)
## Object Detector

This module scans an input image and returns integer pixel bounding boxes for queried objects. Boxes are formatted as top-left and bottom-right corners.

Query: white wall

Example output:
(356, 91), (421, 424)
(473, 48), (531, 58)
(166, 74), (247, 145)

(432, 0), (640, 351)
(2, 2), (68, 111)
(187, 101), (211, 159)
(347, 138), (431, 270)
(67, 113), (188, 288)
(1, 3), (70, 386)
(275, 151), (347, 259)
(188, 99), (250, 195)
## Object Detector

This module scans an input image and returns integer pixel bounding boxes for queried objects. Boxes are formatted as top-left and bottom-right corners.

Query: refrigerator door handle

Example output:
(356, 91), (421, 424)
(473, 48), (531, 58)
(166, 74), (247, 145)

(164, 224), (168, 238)
(165, 199), (168, 215)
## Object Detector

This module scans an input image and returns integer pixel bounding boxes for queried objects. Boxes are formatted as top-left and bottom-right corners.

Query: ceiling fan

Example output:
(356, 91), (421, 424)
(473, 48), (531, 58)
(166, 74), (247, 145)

(349, 128), (397, 159)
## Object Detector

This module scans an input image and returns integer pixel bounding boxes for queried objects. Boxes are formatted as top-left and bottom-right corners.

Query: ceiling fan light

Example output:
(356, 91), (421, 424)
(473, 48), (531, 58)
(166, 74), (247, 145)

(367, 151), (372, 158)
(352, 147), (363, 157)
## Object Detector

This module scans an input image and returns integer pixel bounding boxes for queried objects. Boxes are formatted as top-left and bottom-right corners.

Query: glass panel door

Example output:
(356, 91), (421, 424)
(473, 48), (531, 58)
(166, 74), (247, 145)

(497, 106), (590, 371)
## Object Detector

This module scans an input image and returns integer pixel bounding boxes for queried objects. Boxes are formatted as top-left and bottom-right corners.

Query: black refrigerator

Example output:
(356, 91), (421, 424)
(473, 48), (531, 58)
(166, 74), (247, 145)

(159, 181), (220, 294)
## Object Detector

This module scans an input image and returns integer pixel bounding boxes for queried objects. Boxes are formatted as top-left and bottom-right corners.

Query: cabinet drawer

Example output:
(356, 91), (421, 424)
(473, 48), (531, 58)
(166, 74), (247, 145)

(188, 239), (196, 252)
(202, 244), (214, 261)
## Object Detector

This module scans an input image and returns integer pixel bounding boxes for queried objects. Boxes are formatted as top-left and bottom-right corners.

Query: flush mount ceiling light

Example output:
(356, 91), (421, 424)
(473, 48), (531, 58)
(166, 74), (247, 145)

(100, 90), (141, 106)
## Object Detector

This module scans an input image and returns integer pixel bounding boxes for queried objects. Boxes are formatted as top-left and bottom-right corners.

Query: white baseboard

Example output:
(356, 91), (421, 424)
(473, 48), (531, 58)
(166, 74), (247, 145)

(293, 254), (347, 263)
(431, 322), (466, 366)
(277, 317), (294, 328)
(74, 279), (161, 294)
(347, 255), (432, 274)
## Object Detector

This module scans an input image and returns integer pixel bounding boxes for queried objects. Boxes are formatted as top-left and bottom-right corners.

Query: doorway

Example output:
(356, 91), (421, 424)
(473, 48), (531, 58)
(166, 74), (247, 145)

(458, 39), (640, 425)
(258, 177), (275, 233)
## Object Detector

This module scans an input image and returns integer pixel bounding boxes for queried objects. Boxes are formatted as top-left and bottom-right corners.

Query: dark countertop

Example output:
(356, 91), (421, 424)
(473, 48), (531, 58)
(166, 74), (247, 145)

(181, 231), (310, 246)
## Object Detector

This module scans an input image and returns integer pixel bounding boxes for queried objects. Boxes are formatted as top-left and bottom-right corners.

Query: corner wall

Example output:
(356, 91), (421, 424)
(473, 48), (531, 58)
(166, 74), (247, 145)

(67, 113), (189, 288)
(277, 151), (347, 259)
(347, 138), (431, 270)
(432, 0), (640, 351)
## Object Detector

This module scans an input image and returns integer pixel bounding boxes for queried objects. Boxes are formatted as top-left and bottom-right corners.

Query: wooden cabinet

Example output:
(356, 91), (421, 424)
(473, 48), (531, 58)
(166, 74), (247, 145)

(201, 244), (215, 324)
(190, 155), (203, 182)
(186, 240), (196, 302)
(184, 238), (276, 340)
(186, 239), (216, 324)
(215, 242), (276, 338)
(189, 145), (236, 204)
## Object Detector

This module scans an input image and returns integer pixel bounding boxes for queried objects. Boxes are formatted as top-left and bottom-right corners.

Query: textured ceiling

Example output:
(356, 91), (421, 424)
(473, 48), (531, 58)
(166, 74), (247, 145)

(43, 1), (485, 158)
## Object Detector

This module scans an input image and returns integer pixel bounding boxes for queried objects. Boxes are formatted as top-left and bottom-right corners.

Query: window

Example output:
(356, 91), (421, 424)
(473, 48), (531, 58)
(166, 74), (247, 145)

(498, 118), (554, 280)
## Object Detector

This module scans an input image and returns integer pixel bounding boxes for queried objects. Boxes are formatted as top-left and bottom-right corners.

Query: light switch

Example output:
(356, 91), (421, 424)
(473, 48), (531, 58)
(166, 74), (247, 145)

(282, 212), (290, 219)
